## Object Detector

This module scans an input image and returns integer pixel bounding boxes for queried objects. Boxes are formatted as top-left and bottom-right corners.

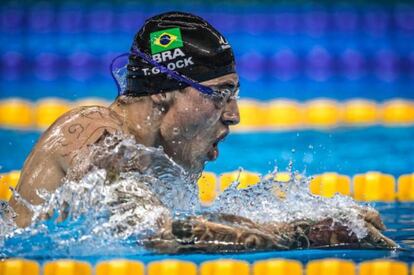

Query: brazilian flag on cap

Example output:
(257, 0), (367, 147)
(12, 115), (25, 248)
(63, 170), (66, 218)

(150, 27), (183, 54)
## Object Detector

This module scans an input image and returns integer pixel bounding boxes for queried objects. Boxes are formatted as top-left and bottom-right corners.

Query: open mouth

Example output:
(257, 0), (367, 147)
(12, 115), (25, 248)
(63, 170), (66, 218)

(207, 130), (229, 161)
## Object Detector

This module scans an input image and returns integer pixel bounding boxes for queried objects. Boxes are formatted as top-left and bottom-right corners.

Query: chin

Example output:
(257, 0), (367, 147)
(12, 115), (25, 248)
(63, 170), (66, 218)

(187, 157), (207, 175)
(192, 161), (206, 175)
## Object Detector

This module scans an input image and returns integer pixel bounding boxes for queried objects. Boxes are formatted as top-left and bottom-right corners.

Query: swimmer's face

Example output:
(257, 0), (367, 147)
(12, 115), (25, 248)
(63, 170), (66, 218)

(159, 73), (240, 174)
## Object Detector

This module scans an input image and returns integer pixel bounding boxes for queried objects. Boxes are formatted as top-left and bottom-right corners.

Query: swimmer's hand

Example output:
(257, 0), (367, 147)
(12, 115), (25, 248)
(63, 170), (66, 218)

(295, 207), (397, 249)
(357, 206), (398, 249)
(357, 206), (386, 230)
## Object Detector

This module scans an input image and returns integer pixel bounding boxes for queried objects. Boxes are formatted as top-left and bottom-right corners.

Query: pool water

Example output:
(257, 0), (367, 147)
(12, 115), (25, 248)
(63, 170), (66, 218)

(0, 126), (414, 263)
(2, 126), (414, 175)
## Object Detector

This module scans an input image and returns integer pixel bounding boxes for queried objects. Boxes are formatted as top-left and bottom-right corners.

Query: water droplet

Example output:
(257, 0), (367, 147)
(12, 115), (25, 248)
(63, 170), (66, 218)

(303, 153), (313, 163)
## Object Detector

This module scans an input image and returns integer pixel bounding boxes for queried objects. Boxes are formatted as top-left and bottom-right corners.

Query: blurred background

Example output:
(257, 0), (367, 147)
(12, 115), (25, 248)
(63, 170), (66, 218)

(1, 0), (413, 101)
(0, 0), (414, 176)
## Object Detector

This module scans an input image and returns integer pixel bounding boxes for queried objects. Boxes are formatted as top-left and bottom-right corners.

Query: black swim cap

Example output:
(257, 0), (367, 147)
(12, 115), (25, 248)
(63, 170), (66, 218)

(125, 11), (236, 96)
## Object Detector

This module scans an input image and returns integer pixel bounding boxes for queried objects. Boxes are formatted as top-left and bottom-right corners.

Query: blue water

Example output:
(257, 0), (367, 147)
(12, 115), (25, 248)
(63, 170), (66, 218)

(1, 126), (414, 263)
(2, 126), (414, 176)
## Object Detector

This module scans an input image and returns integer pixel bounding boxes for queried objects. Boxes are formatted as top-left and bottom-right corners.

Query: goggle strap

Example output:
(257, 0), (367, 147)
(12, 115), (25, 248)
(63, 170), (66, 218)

(130, 48), (214, 96)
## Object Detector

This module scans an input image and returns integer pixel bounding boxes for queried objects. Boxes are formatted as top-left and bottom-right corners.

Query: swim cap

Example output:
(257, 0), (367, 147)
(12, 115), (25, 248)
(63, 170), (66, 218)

(125, 11), (236, 96)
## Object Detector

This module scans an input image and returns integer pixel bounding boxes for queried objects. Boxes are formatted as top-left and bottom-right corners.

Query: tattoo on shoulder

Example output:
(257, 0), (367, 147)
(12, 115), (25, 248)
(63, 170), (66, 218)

(109, 111), (124, 127)
(80, 109), (104, 120)
(67, 123), (87, 139)
(80, 108), (124, 128)
(59, 125), (118, 162)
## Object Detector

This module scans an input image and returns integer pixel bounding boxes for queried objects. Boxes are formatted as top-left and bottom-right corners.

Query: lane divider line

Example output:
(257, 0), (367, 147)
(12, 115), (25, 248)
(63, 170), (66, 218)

(2, 170), (414, 203)
(0, 258), (412, 275)
(0, 97), (413, 131)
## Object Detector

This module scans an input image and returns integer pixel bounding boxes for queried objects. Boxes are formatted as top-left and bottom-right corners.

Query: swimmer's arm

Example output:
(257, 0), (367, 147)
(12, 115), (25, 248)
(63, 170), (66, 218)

(145, 214), (294, 253)
(9, 159), (66, 227)
(146, 209), (397, 253)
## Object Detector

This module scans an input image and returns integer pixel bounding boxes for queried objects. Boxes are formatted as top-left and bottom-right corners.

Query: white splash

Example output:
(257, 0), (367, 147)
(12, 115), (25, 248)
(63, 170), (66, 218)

(209, 169), (368, 239)
(0, 134), (374, 257)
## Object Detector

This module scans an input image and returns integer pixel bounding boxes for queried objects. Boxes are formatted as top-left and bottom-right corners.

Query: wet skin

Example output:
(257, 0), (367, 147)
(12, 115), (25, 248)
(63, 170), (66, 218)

(10, 73), (240, 227)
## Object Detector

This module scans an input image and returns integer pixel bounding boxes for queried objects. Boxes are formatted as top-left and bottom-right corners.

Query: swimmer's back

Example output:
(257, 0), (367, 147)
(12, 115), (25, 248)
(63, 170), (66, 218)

(10, 105), (128, 227)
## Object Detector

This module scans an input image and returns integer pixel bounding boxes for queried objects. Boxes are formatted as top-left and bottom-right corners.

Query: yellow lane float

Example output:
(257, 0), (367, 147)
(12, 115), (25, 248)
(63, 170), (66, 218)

(343, 99), (379, 125)
(34, 98), (72, 129)
(359, 260), (408, 275)
(200, 260), (250, 275)
(306, 258), (355, 275)
(4, 169), (414, 203)
(235, 100), (266, 130)
(96, 259), (144, 275)
(310, 172), (351, 198)
(0, 98), (33, 128)
(147, 260), (196, 275)
(397, 173), (414, 202)
(265, 99), (303, 129)
(197, 172), (218, 205)
(0, 170), (20, 200)
(253, 259), (302, 275)
(44, 260), (92, 275)
(272, 171), (294, 182)
(219, 170), (261, 191)
(304, 99), (342, 128)
(266, 172), (301, 199)
(1, 97), (414, 130)
(353, 172), (396, 202)
(0, 258), (39, 275)
(382, 99), (414, 125)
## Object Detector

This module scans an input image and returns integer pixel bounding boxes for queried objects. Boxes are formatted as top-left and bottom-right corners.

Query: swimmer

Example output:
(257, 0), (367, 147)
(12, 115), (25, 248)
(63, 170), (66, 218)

(9, 12), (397, 252)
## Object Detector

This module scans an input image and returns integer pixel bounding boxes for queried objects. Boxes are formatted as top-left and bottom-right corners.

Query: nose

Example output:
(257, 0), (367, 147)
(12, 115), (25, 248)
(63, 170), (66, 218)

(221, 98), (240, 126)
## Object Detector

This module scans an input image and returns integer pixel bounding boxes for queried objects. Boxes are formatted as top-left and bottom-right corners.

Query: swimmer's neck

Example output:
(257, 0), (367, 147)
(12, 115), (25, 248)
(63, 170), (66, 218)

(109, 99), (162, 147)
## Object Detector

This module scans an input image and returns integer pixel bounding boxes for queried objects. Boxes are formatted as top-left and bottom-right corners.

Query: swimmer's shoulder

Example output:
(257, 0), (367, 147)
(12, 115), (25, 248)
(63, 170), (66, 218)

(49, 105), (127, 135)
(39, 105), (129, 169)
(38, 105), (128, 154)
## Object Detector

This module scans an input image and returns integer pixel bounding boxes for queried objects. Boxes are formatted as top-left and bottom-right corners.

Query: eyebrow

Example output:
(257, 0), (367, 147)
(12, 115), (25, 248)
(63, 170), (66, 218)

(216, 81), (240, 89)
